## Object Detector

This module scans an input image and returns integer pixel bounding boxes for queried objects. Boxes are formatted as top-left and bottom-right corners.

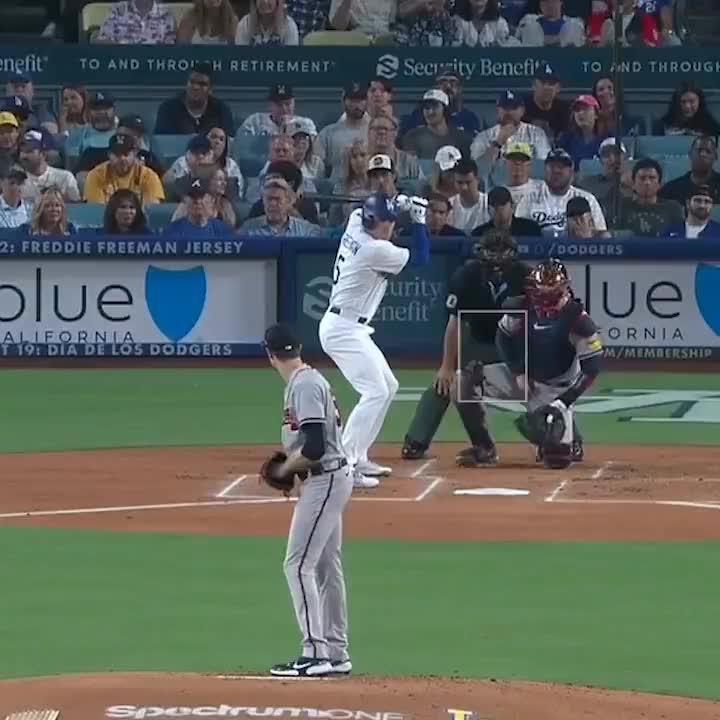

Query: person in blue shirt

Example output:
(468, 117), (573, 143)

(163, 177), (233, 238)
(557, 95), (609, 170)
(664, 185), (720, 239)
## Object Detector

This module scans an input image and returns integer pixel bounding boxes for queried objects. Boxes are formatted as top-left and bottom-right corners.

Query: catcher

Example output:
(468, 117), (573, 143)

(474, 259), (602, 468)
(261, 323), (353, 678)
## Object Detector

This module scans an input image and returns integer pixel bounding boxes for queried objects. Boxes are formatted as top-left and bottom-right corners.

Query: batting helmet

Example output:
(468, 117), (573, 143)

(361, 192), (398, 229)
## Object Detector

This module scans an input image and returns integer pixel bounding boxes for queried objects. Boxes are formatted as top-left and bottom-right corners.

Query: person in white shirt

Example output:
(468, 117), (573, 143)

(471, 91), (551, 164)
(329, 0), (397, 37)
(516, 0), (586, 47)
(515, 148), (606, 235)
(234, 0), (299, 46)
(18, 130), (80, 203)
(241, 84), (311, 137)
(455, 0), (519, 46)
(0, 166), (31, 228)
(448, 158), (489, 233)
(284, 117), (324, 180)
(498, 141), (543, 205)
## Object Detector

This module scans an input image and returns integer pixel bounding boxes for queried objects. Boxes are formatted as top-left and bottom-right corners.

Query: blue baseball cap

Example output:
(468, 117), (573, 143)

(1, 94), (30, 119)
(534, 64), (560, 83)
(545, 148), (574, 166)
(497, 90), (524, 109)
(6, 70), (31, 84)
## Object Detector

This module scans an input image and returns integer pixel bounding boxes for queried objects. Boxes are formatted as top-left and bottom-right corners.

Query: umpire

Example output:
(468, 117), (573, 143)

(402, 229), (531, 464)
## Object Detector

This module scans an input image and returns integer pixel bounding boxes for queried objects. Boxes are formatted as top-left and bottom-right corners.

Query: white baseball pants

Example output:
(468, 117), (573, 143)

(318, 312), (399, 466)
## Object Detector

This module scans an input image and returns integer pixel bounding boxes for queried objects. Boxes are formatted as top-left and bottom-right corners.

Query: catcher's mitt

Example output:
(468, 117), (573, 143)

(259, 450), (297, 495)
(524, 405), (571, 469)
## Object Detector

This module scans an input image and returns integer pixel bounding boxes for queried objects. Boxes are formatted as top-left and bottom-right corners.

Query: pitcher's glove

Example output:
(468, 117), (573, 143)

(259, 451), (296, 495)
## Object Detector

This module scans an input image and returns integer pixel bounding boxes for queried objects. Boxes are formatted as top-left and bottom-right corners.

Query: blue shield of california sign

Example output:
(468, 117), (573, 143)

(145, 265), (207, 342)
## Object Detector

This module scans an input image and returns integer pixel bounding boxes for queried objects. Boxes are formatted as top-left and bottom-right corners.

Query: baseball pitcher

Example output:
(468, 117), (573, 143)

(319, 191), (430, 487)
(261, 323), (354, 678)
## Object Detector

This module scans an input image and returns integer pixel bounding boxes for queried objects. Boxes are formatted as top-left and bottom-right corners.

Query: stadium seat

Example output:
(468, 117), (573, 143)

(80, 2), (113, 40)
(303, 31), (372, 46)
(146, 202), (177, 230)
(235, 201), (252, 226)
(67, 203), (105, 229)
(579, 158), (603, 177)
(166, 3), (192, 27)
(418, 159), (434, 177)
(661, 157), (690, 182)
(529, 159), (545, 179)
(315, 178), (335, 196)
(636, 135), (694, 158)
(151, 134), (191, 166)
(712, 206), (720, 223)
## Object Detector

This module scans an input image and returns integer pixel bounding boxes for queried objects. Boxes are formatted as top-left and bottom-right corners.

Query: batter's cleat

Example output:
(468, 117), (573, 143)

(571, 439), (584, 463)
(355, 459), (392, 477)
(455, 444), (498, 467)
(352, 472), (380, 489)
(401, 437), (428, 460)
(270, 657), (332, 677)
(328, 659), (353, 675)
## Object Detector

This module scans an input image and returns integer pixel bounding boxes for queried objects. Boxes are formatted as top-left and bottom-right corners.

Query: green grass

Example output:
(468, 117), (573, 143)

(2, 526), (719, 699)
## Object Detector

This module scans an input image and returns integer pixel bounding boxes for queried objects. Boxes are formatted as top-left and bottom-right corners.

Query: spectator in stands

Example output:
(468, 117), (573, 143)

(0, 111), (19, 175)
(94, 0), (176, 44)
(84, 134), (165, 206)
(616, 158), (684, 236)
(447, 159), (489, 234)
(657, 82), (720, 138)
(4, 71), (58, 135)
(19, 131), (80, 203)
(164, 178), (233, 237)
(163, 136), (215, 200)
(659, 136), (720, 206)
(329, 139), (370, 226)
(240, 176), (322, 237)
(557, 95), (608, 170)
(177, 0), (239, 43)
(18, 188), (77, 236)
(425, 194), (462, 235)
(422, 144), (461, 199)
(242, 85), (308, 136)
(173, 168), (239, 227)
(58, 84), (88, 136)
(516, 0), (585, 46)
(367, 115), (421, 181)
(664, 185), (720, 239)
(472, 185), (542, 237)
(205, 127), (244, 195)
(499, 141), (542, 205)
(236, 0), (300, 44)
(118, 114), (165, 174)
(523, 64), (569, 142)
(455, 0), (518, 46)
(401, 90), (471, 161)
(256, 134), (317, 194)
(285, 118), (323, 180)
(577, 137), (632, 215)
(471, 91), (551, 164)
(633, 0), (681, 47)
(0, 166), (31, 229)
(285, 0), (331, 37)
(103, 189), (151, 234)
(367, 153), (399, 197)
(315, 83), (370, 176)
(367, 78), (395, 121)
(76, 92), (118, 156)
(592, 75), (641, 138)
(154, 64), (235, 136)
(329, 0), (396, 36)
(515, 148), (607, 235)
(597, 0), (636, 46)
(565, 196), (606, 238)
(394, 0), (460, 46)
(399, 67), (481, 139)
(247, 160), (320, 223)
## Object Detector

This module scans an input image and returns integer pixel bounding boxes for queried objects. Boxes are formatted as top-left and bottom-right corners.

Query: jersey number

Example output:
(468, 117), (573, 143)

(332, 254), (345, 285)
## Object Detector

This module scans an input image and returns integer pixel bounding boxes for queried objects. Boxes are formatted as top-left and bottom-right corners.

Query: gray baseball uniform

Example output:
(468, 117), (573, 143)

(282, 366), (353, 662)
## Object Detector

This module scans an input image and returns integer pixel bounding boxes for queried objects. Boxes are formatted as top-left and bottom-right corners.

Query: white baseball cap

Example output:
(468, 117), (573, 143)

(598, 137), (628, 156)
(435, 145), (462, 171)
(422, 89), (449, 107)
(283, 116), (318, 138)
(368, 153), (393, 172)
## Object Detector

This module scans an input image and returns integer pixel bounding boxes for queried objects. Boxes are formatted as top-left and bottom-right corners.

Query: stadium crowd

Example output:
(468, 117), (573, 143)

(2, 0), (720, 240)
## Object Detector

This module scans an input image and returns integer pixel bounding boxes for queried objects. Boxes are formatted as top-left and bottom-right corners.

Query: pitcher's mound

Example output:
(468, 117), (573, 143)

(0, 672), (718, 720)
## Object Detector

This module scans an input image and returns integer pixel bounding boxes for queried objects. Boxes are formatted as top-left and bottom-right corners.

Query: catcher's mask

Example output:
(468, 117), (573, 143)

(472, 229), (518, 271)
(526, 258), (571, 317)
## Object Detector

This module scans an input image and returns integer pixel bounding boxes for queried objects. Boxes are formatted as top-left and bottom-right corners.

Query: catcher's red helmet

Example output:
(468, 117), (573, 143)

(526, 258), (571, 316)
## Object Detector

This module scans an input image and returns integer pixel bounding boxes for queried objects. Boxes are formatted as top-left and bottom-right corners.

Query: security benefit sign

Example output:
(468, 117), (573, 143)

(565, 261), (720, 360)
(0, 259), (277, 357)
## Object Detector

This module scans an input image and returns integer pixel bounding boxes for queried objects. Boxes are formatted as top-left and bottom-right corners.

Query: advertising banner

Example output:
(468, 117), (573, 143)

(0, 259), (277, 358)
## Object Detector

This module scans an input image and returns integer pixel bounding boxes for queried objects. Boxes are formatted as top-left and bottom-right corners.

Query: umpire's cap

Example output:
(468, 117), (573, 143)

(362, 192), (397, 229)
(264, 323), (302, 356)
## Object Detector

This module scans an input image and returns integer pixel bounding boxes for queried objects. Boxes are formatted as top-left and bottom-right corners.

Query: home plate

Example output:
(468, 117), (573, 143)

(454, 488), (530, 496)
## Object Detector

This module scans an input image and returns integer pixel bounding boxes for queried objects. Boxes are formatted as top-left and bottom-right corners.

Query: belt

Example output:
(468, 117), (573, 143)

(329, 306), (369, 325)
(298, 458), (348, 481)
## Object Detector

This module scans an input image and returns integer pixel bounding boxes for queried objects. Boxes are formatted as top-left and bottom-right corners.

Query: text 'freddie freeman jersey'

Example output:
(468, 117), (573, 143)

(498, 298), (603, 382)
(328, 208), (410, 321)
(515, 183), (607, 234)
(282, 365), (345, 467)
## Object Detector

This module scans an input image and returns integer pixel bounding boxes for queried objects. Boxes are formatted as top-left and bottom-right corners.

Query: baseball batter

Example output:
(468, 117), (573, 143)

(262, 323), (354, 678)
(474, 259), (603, 467)
(319, 191), (430, 487)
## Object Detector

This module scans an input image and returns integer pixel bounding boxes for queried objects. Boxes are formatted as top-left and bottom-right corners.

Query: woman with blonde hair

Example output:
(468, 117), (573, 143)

(19, 187), (77, 236)
(329, 139), (371, 226)
(177, 0), (239, 44)
(235, 0), (299, 46)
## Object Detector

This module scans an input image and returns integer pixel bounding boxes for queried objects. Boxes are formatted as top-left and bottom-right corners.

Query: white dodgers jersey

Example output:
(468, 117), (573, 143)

(328, 209), (410, 320)
(515, 182), (607, 234)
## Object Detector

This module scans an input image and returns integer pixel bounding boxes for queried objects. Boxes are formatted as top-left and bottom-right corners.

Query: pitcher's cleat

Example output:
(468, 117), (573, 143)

(328, 659), (353, 675)
(270, 657), (332, 677)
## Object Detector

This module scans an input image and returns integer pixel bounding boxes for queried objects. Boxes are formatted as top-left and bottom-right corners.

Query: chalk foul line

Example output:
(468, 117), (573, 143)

(545, 460), (613, 503)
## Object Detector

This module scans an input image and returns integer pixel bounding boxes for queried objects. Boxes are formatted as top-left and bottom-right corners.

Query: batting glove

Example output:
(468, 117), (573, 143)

(393, 194), (411, 213)
(549, 399), (568, 412)
(409, 196), (428, 225)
